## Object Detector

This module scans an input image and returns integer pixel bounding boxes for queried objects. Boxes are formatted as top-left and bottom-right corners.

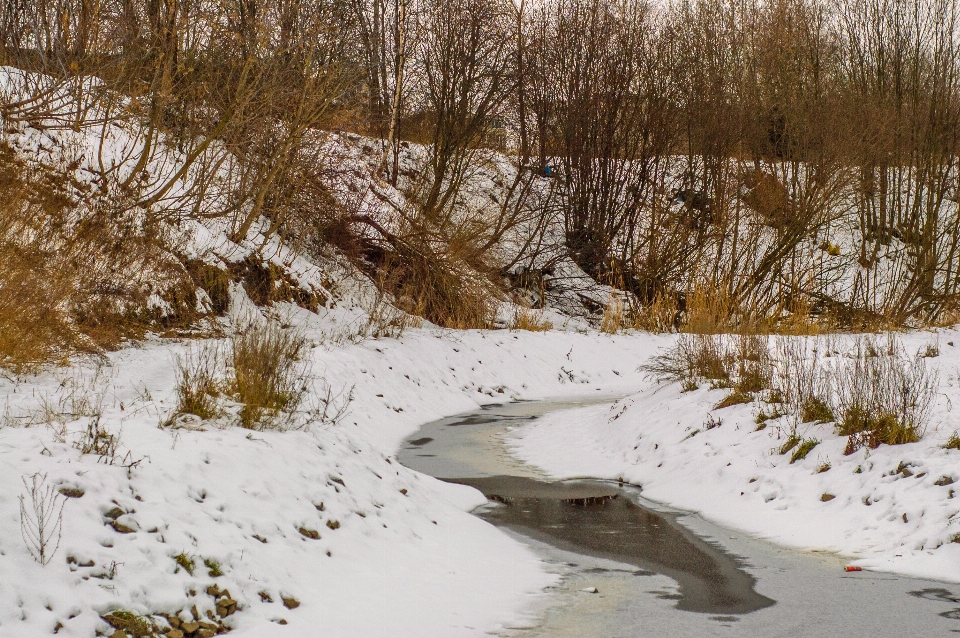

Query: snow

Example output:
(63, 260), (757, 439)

(2, 65), (960, 637)
(0, 318), (659, 637)
(509, 329), (960, 587)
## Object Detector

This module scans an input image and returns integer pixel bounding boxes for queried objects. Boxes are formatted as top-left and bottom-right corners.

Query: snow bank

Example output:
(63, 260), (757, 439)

(510, 329), (960, 585)
(0, 321), (658, 637)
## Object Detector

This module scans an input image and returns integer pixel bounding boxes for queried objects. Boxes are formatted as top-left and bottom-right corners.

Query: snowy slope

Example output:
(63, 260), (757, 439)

(0, 313), (661, 638)
(510, 330), (960, 585)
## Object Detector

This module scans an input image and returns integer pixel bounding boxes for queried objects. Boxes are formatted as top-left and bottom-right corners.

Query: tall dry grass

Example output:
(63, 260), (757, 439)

(647, 332), (938, 452)
(0, 142), (205, 371)
(231, 321), (309, 429)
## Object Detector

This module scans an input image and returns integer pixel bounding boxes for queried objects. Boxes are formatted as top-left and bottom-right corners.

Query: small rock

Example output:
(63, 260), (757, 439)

(198, 630), (215, 638)
(104, 507), (125, 520)
(299, 527), (320, 539)
(167, 615), (181, 628)
(281, 596), (300, 610)
(109, 520), (136, 534)
(901, 468), (914, 477)
(326, 520), (340, 530)
(110, 631), (126, 638)
(399, 488), (408, 495)
(191, 605), (200, 620)
(182, 621), (200, 633)
(166, 630), (184, 638)
(935, 475), (956, 487)
(59, 487), (85, 498)
(274, 619), (288, 625)
(821, 493), (836, 502)
(259, 591), (273, 603)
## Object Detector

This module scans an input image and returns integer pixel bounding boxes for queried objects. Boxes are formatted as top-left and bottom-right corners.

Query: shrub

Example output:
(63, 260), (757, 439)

(835, 336), (936, 453)
(372, 246), (496, 330)
(0, 143), (206, 371)
(231, 321), (308, 429)
(641, 333), (731, 384)
(733, 335), (771, 392)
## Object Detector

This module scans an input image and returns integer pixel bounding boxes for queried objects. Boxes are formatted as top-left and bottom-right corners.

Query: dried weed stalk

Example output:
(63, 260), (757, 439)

(19, 473), (65, 565)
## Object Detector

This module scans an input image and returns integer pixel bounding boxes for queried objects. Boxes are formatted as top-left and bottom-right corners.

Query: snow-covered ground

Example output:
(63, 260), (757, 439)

(0, 308), (662, 638)
(3, 66), (959, 638)
(5, 302), (960, 636)
(510, 329), (960, 586)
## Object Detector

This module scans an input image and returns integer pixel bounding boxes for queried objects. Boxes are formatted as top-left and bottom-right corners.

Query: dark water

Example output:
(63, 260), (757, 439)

(399, 401), (774, 615)
(456, 475), (773, 614)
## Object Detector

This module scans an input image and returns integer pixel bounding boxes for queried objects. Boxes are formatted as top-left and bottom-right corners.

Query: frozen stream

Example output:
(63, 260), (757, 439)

(398, 399), (960, 637)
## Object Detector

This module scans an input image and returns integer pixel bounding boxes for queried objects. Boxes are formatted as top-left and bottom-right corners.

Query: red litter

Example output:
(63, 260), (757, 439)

(844, 566), (863, 572)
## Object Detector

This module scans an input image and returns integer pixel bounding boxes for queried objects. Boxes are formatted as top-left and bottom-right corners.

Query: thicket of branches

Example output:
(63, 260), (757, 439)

(5, 0), (960, 330)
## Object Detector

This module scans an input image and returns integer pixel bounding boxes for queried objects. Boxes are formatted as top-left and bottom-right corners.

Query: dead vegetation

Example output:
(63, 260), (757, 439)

(171, 343), (224, 422)
(510, 307), (553, 332)
(646, 332), (938, 452)
(231, 321), (309, 429)
(0, 141), (228, 372)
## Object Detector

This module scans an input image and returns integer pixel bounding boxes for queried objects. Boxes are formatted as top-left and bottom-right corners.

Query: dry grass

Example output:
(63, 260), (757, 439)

(732, 334), (772, 392)
(834, 336), (937, 453)
(510, 307), (553, 332)
(801, 396), (834, 423)
(231, 321), (308, 429)
(630, 293), (678, 332)
(790, 437), (820, 463)
(779, 432), (802, 455)
(715, 389), (753, 409)
(674, 285), (826, 337)
(600, 296), (626, 334)
(170, 343), (223, 422)
(374, 248), (496, 330)
(363, 289), (422, 339)
(648, 332), (937, 453)
(682, 286), (739, 335)
(944, 432), (960, 451)
(0, 142), (204, 372)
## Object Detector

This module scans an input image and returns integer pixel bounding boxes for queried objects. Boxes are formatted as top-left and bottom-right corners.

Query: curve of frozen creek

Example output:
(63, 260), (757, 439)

(398, 398), (960, 637)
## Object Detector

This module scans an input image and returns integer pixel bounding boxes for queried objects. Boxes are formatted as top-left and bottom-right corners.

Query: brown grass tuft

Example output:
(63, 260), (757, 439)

(170, 342), (223, 422)
(600, 296), (627, 334)
(231, 321), (308, 429)
(510, 307), (553, 332)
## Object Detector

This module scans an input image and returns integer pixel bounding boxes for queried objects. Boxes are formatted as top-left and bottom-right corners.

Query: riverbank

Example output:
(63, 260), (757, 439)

(2, 322), (959, 636)
(510, 330), (960, 585)
(0, 321), (658, 637)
